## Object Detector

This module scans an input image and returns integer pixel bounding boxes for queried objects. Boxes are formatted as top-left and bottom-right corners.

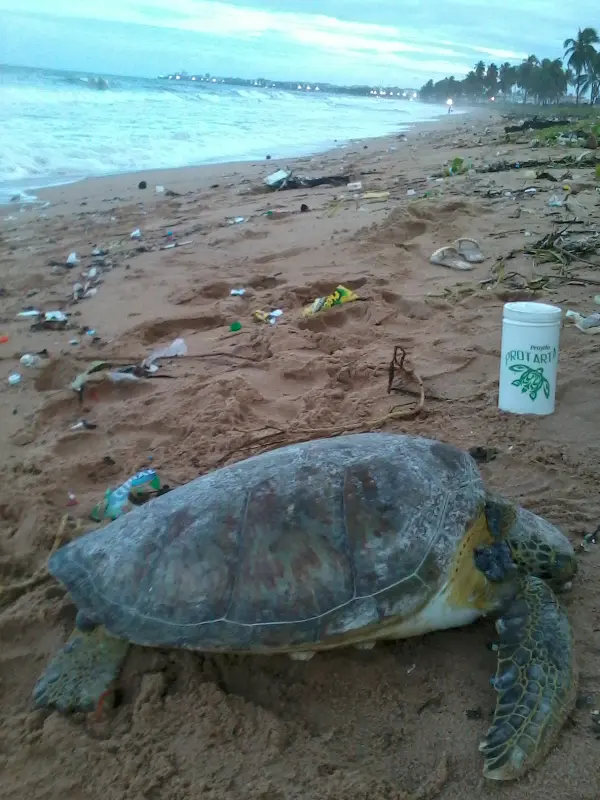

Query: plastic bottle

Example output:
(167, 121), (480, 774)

(101, 469), (161, 520)
(498, 302), (562, 415)
(20, 354), (41, 367)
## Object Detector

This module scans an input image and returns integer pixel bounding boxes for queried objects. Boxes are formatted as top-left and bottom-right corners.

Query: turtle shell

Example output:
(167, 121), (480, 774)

(49, 433), (485, 652)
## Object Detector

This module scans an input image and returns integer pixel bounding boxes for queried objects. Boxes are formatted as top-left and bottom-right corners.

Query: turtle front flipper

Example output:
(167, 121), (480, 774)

(480, 575), (577, 781)
(33, 626), (129, 713)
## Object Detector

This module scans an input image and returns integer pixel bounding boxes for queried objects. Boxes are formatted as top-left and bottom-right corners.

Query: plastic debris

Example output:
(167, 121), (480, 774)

(347, 181), (363, 191)
(91, 469), (162, 521)
(406, 189), (416, 196)
(69, 420), (98, 431)
(8, 373), (22, 386)
(264, 209), (291, 219)
(362, 191), (390, 203)
(155, 185), (165, 193)
(107, 371), (140, 383)
(226, 216), (246, 225)
(0, 335), (8, 344)
(253, 309), (283, 325)
(230, 321), (242, 332)
(264, 169), (292, 189)
(66, 491), (78, 507)
(20, 354), (41, 367)
(302, 285), (359, 317)
(17, 309), (41, 318)
(142, 337), (187, 369)
(548, 194), (564, 207)
(71, 360), (107, 393)
(130, 228), (142, 239)
(230, 288), (246, 296)
(565, 310), (600, 334)
(161, 239), (193, 250)
(66, 252), (79, 267)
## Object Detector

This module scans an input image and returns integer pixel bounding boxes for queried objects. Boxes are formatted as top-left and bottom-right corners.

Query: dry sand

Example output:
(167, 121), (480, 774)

(1, 110), (599, 800)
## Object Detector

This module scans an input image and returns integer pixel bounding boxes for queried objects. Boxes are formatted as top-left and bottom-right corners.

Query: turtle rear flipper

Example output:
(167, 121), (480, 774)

(33, 626), (129, 713)
(481, 575), (577, 780)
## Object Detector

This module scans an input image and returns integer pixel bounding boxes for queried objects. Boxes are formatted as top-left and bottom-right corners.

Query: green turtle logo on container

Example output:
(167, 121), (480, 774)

(508, 365), (551, 401)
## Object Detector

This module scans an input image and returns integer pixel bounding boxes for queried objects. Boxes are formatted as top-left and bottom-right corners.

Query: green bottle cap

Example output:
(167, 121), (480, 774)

(230, 321), (242, 332)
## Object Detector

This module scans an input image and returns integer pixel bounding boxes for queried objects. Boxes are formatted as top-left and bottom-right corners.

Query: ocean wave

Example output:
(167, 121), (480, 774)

(0, 67), (447, 198)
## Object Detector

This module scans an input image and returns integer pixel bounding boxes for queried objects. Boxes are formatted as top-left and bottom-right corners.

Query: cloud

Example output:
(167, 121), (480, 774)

(0, 0), (596, 84)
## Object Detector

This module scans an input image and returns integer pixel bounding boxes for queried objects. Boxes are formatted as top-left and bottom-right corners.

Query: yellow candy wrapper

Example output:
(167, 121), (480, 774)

(302, 285), (359, 317)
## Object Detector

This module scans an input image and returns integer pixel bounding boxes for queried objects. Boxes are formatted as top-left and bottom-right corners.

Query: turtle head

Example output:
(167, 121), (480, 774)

(484, 493), (577, 591)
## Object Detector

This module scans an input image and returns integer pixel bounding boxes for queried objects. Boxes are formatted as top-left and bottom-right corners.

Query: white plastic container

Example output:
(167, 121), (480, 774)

(498, 301), (562, 415)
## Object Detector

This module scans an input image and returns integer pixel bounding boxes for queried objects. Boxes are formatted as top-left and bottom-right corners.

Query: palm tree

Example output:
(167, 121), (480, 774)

(581, 51), (600, 105)
(499, 62), (517, 97)
(563, 27), (599, 103)
(530, 59), (568, 104)
(517, 55), (539, 103)
(485, 63), (499, 97)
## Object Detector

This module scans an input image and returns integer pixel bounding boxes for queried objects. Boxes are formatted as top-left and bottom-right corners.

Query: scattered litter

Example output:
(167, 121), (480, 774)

(107, 371), (141, 383)
(264, 169), (292, 189)
(0, 335), (9, 344)
(548, 194), (564, 207)
(91, 468), (162, 521)
(444, 156), (469, 176)
(8, 373), (21, 386)
(66, 491), (78, 507)
(565, 310), (600, 334)
(19, 354), (42, 368)
(300, 203), (310, 212)
(263, 209), (291, 219)
(362, 191), (390, 203)
(69, 420), (98, 431)
(69, 339), (79, 346)
(161, 239), (194, 250)
(406, 189), (416, 196)
(17, 309), (41, 318)
(230, 321), (242, 332)
(130, 228), (142, 239)
(262, 172), (350, 192)
(71, 360), (107, 393)
(230, 288), (246, 296)
(430, 246), (474, 272)
(33, 310), (69, 330)
(138, 181), (147, 190)
(155, 185), (165, 193)
(227, 216), (246, 225)
(253, 309), (283, 325)
(66, 252), (79, 267)
(302, 285), (360, 317)
(347, 181), (363, 191)
(142, 337), (187, 369)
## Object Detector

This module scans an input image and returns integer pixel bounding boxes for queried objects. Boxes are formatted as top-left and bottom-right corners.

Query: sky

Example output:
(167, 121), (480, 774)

(0, 0), (596, 86)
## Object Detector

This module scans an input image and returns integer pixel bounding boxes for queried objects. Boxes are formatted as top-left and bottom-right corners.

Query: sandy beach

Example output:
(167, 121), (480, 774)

(1, 108), (599, 800)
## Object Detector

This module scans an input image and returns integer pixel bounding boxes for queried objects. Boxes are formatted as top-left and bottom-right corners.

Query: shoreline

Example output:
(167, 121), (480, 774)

(2, 105), (479, 214)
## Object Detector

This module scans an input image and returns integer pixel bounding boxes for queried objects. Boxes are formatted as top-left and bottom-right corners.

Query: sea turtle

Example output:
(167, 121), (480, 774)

(33, 433), (577, 781)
